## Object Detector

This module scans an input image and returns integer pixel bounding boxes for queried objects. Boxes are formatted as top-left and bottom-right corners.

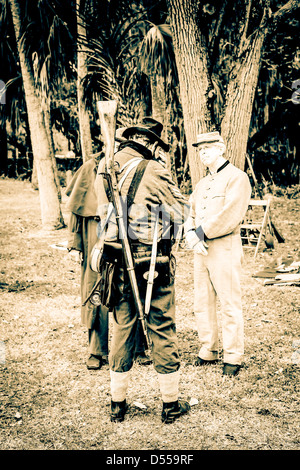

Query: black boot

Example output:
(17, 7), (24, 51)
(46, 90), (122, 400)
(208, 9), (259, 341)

(161, 400), (191, 424)
(110, 399), (128, 423)
(223, 363), (241, 377)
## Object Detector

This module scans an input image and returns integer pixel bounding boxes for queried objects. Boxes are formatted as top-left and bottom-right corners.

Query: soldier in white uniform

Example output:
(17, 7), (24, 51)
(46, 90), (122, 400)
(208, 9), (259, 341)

(184, 131), (251, 376)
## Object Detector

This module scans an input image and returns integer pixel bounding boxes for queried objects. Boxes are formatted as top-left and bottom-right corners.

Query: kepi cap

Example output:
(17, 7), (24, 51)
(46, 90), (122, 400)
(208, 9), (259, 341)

(192, 131), (224, 147)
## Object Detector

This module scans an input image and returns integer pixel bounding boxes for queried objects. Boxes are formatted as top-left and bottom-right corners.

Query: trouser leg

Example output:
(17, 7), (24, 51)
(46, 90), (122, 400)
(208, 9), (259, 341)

(145, 265), (180, 402)
(134, 320), (146, 355)
(109, 301), (137, 372)
(207, 238), (244, 365)
(147, 279), (180, 374)
(109, 267), (139, 372)
(110, 263), (180, 374)
(194, 252), (219, 361)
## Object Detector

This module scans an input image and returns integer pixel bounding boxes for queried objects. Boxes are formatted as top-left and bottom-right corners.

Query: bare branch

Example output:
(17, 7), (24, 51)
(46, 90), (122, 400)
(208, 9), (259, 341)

(272, 0), (300, 24)
(240, 0), (252, 46)
(209, 0), (227, 55)
(239, 0), (299, 56)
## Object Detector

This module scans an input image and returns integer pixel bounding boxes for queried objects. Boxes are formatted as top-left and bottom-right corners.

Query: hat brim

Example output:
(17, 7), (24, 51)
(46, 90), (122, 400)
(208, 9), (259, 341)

(122, 126), (169, 151)
(115, 136), (125, 142)
(115, 127), (127, 143)
(192, 139), (224, 147)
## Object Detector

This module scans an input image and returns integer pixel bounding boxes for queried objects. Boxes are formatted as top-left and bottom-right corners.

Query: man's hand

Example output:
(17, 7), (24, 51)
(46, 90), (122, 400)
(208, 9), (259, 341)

(194, 240), (208, 256)
(185, 230), (208, 255)
(185, 230), (200, 249)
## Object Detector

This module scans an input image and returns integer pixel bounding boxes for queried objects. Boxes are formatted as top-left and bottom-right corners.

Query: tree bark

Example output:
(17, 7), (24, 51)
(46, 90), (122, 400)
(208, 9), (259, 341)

(77, 0), (93, 163)
(150, 74), (174, 172)
(9, 0), (65, 229)
(0, 118), (8, 175)
(221, 29), (266, 169)
(167, 0), (213, 187)
(167, 0), (300, 187)
(43, 104), (62, 202)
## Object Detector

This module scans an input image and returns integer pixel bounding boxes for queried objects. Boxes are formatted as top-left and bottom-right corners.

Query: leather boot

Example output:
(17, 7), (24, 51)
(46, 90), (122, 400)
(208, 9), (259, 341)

(86, 355), (102, 370)
(161, 400), (191, 424)
(110, 399), (128, 423)
(194, 357), (218, 366)
(223, 363), (241, 377)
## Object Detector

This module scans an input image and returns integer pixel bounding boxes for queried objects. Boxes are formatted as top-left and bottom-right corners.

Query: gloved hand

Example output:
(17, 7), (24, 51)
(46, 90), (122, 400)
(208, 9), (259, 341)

(185, 230), (200, 250)
(194, 240), (208, 256)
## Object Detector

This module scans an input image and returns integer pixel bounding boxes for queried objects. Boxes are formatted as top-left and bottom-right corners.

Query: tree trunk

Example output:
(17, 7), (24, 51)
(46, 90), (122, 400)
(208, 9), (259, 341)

(77, 0), (93, 163)
(221, 30), (266, 169)
(167, 0), (213, 187)
(167, 0), (299, 188)
(31, 158), (38, 190)
(43, 104), (62, 202)
(0, 118), (8, 175)
(150, 74), (174, 172)
(9, 0), (64, 230)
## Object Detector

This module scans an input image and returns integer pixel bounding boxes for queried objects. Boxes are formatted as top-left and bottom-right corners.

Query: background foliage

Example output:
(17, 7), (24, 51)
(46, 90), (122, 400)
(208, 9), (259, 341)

(0, 0), (299, 188)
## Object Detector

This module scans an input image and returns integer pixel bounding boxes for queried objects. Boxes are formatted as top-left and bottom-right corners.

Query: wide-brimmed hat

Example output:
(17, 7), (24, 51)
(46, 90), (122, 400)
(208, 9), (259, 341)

(192, 131), (225, 147)
(122, 117), (169, 151)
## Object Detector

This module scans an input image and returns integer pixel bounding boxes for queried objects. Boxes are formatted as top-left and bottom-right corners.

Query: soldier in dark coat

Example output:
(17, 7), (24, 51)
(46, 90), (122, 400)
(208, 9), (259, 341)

(94, 118), (191, 424)
(66, 154), (109, 370)
(66, 150), (151, 369)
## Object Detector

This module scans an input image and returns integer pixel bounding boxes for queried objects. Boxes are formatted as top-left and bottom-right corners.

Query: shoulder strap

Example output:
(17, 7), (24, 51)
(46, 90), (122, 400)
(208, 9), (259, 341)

(127, 159), (149, 209)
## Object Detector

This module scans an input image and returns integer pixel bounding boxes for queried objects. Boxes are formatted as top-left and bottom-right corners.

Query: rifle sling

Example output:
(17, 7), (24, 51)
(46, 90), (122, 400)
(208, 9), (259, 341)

(92, 158), (150, 259)
(126, 159), (149, 209)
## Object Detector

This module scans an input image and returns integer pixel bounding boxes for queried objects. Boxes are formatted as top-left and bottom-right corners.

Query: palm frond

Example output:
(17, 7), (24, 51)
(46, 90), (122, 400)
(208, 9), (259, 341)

(139, 23), (176, 81)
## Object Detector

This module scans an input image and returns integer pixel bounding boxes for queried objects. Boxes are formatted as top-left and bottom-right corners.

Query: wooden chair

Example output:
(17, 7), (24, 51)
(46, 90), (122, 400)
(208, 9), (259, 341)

(240, 199), (271, 258)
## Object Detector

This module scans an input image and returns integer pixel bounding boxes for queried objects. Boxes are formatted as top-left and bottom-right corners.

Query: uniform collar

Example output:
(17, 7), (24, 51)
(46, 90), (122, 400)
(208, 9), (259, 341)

(209, 160), (229, 175)
(217, 159), (230, 173)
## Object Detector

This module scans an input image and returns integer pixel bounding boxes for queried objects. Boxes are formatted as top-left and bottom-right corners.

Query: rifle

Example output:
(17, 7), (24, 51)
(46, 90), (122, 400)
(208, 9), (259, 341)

(97, 100), (151, 350)
(144, 213), (159, 316)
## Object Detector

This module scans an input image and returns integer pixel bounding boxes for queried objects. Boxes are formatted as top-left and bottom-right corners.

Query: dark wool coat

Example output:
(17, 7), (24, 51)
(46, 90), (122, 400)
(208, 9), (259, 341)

(65, 158), (105, 329)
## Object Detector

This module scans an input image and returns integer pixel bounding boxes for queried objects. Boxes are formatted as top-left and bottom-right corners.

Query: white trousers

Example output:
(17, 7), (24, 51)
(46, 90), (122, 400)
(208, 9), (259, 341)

(194, 235), (244, 365)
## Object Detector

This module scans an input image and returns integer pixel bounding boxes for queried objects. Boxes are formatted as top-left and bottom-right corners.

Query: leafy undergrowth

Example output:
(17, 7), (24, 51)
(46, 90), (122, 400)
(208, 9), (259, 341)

(0, 179), (299, 450)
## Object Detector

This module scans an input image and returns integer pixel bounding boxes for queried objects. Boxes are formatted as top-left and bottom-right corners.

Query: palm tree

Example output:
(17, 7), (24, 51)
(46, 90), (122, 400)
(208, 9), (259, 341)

(8, 0), (64, 229)
(0, 0), (26, 177)
(79, 0), (152, 127)
(138, 22), (186, 181)
(76, 0), (93, 162)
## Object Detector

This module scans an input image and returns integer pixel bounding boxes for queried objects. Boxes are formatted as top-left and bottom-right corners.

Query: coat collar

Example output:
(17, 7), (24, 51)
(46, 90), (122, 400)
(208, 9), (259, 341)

(118, 140), (153, 160)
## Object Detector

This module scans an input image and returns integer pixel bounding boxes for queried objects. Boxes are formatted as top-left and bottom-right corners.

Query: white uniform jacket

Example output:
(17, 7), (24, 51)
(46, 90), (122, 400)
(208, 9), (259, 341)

(185, 161), (251, 240)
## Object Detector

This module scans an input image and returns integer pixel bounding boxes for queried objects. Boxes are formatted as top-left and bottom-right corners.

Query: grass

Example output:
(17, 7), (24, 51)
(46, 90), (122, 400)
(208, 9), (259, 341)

(0, 178), (299, 451)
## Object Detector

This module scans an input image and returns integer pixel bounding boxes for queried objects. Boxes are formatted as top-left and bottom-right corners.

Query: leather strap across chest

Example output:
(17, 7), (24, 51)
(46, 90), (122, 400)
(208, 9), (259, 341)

(126, 159), (149, 209)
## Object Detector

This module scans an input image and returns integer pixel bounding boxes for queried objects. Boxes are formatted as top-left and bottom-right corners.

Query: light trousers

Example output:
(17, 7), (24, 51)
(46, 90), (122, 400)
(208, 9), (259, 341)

(194, 234), (244, 365)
